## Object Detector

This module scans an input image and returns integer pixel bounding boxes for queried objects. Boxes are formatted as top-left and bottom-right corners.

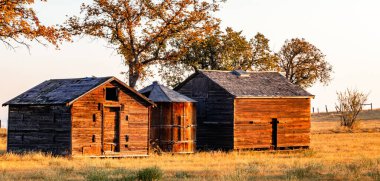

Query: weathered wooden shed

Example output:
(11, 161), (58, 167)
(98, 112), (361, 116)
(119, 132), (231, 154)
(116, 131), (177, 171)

(175, 70), (314, 150)
(2, 76), (154, 156)
(140, 81), (197, 153)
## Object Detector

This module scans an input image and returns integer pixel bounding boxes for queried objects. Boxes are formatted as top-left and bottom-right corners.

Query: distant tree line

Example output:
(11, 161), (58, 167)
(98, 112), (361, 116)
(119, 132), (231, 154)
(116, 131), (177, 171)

(1, 0), (332, 89)
(159, 28), (332, 88)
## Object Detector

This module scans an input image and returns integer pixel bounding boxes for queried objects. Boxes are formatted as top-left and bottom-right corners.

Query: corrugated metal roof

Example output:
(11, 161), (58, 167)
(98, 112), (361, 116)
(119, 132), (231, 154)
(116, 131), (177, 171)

(177, 70), (313, 97)
(3, 76), (154, 106)
(139, 81), (196, 103)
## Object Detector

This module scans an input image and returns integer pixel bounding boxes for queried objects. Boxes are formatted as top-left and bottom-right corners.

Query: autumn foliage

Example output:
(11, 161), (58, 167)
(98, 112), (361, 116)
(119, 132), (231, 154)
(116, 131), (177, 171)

(161, 31), (332, 88)
(278, 38), (332, 88)
(66, 0), (221, 87)
(0, 0), (68, 49)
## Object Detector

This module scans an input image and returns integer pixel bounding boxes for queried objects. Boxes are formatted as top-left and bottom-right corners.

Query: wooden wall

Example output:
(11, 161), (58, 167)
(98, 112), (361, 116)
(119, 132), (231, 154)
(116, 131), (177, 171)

(176, 73), (234, 150)
(150, 102), (196, 153)
(71, 81), (150, 156)
(7, 105), (71, 155)
(234, 98), (311, 150)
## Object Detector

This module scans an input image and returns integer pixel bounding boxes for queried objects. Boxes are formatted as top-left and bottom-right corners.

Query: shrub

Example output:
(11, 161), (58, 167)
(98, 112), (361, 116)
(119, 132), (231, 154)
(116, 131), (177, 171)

(335, 88), (369, 129)
(136, 166), (163, 181)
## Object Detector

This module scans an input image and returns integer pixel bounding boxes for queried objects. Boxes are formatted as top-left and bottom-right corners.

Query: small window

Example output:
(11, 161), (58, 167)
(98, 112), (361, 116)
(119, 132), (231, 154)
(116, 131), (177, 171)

(105, 88), (118, 101)
(92, 135), (96, 142)
(125, 135), (129, 142)
(92, 114), (96, 122)
(125, 115), (129, 121)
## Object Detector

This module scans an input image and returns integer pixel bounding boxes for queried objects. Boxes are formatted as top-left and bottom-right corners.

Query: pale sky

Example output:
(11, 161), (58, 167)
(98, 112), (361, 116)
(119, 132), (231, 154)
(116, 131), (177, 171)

(1, 0), (380, 127)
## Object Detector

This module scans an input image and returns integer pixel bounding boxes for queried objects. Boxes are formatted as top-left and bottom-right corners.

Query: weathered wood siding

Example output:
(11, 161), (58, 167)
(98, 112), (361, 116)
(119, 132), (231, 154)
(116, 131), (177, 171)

(71, 81), (150, 156)
(150, 102), (196, 153)
(234, 98), (311, 149)
(176, 73), (234, 150)
(7, 105), (71, 155)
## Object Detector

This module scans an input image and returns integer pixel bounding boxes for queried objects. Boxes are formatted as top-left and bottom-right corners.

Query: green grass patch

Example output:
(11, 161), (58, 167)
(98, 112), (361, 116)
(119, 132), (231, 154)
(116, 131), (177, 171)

(136, 166), (163, 181)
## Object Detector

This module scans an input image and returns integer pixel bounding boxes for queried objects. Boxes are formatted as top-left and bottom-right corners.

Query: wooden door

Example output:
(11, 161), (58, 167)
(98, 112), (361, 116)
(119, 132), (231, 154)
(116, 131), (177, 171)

(271, 118), (279, 149)
(102, 107), (120, 153)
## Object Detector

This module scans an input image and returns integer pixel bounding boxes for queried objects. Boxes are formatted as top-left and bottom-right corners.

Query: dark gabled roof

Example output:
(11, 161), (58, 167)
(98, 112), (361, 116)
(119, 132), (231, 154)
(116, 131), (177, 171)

(3, 76), (154, 106)
(176, 70), (313, 98)
(139, 81), (196, 103)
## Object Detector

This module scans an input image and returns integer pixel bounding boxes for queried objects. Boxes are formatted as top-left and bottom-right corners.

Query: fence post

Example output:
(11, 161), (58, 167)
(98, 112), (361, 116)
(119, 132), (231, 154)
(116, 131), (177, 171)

(325, 105), (328, 113)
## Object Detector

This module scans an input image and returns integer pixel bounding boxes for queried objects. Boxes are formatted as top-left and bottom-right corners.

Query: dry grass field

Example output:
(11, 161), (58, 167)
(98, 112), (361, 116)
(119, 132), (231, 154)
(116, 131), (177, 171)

(311, 109), (380, 134)
(0, 110), (379, 180)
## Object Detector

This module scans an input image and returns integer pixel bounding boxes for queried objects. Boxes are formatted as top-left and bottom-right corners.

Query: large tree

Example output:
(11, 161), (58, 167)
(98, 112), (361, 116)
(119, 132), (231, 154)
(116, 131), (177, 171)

(277, 38), (332, 88)
(249, 33), (279, 71)
(0, 0), (67, 49)
(172, 27), (223, 71)
(159, 27), (252, 86)
(219, 27), (252, 70)
(66, 0), (221, 87)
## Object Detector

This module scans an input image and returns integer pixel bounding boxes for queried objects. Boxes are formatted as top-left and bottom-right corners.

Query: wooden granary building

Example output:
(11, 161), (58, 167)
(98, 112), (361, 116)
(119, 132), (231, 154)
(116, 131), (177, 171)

(175, 70), (314, 150)
(3, 77), (154, 156)
(140, 81), (197, 153)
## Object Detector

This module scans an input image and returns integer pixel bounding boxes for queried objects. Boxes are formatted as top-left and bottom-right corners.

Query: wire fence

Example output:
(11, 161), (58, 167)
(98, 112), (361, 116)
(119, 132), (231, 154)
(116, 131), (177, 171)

(312, 103), (373, 114)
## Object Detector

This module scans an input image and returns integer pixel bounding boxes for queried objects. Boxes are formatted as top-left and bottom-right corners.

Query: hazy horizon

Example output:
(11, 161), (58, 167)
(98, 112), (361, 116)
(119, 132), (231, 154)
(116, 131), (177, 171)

(1, 0), (380, 127)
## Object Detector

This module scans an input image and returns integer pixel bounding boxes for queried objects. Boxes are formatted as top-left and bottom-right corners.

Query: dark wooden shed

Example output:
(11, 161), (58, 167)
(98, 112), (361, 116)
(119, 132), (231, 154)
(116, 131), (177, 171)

(140, 81), (197, 153)
(2, 76), (154, 157)
(175, 70), (314, 150)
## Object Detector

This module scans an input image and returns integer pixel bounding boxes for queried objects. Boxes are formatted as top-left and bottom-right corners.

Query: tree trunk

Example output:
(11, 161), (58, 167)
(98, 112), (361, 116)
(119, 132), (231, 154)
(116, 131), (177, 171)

(128, 63), (140, 88)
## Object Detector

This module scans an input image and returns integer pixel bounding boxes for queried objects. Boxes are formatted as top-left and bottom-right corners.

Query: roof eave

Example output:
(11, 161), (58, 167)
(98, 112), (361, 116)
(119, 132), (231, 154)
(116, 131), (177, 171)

(3, 103), (67, 107)
(66, 77), (155, 106)
(195, 71), (235, 97)
(155, 100), (197, 103)
(235, 95), (315, 99)
(106, 78), (156, 106)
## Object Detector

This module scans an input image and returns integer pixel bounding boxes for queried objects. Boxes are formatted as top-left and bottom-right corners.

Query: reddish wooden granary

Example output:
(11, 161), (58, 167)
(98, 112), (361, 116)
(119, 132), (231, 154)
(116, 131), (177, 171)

(140, 81), (197, 153)
(175, 70), (314, 150)
(3, 77), (154, 157)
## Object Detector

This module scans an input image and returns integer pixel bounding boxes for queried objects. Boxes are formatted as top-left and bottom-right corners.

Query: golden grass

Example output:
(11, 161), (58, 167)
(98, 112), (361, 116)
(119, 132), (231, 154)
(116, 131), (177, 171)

(312, 109), (380, 122)
(0, 128), (6, 151)
(0, 120), (379, 180)
(311, 109), (380, 134)
(0, 133), (379, 180)
(311, 120), (380, 134)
